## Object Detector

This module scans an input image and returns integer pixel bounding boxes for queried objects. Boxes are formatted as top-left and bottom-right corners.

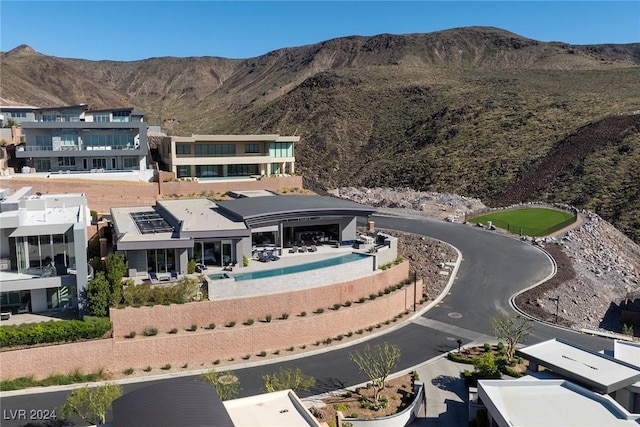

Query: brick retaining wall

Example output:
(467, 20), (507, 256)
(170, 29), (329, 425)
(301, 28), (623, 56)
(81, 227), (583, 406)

(0, 263), (417, 380)
(109, 262), (409, 338)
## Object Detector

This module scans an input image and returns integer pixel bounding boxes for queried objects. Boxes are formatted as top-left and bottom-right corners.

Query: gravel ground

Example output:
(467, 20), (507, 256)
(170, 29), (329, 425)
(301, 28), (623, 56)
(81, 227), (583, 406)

(337, 187), (640, 336)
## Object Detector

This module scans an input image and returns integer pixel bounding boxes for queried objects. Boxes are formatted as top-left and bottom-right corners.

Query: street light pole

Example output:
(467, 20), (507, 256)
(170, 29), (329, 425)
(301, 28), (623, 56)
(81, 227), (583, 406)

(549, 297), (559, 323)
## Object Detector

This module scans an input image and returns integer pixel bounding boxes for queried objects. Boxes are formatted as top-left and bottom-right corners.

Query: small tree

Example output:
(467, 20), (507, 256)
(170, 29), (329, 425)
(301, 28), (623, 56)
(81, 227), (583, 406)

(262, 367), (316, 393)
(491, 313), (533, 361)
(198, 370), (242, 401)
(105, 254), (127, 306)
(85, 271), (111, 317)
(349, 342), (401, 404)
(473, 351), (500, 378)
(61, 383), (122, 425)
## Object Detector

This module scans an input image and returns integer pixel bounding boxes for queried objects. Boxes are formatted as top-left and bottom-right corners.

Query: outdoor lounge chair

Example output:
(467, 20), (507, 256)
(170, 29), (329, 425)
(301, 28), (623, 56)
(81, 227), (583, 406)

(170, 270), (178, 280)
(195, 263), (208, 273)
(257, 251), (271, 262)
(309, 245), (317, 252)
(298, 246), (307, 253)
(266, 250), (280, 261)
(223, 260), (237, 271)
(1, 311), (11, 321)
(149, 271), (159, 283)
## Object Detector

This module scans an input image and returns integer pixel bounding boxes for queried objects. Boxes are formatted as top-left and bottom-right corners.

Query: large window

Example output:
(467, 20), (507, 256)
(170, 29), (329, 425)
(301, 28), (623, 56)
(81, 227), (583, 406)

(92, 158), (107, 169)
(47, 286), (75, 309)
(176, 144), (191, 155)
(9, 112), (27, 118)
(195, 165), (221, 177)
(34, 159), (51, 171)
(177, 165), (191, 178)
(60, 132), (78, 146)
(147, 249), (175, 274)
(35, 135), (52, 148)
(194, 144), (235, 157)
(122, 157), (138, 170)
(93, 114), (110, 122)
(228, 164), (258, 176)
(244, 143), (259, 154)
(10, 231), (73, 275)
(62, 113), (80, 122)
(42, 114), (59, 122)
(112, 111), (130, 122)
(57, 157), (76, 167)
(269, 142), (293, 158)
(84, 134), (135, 149)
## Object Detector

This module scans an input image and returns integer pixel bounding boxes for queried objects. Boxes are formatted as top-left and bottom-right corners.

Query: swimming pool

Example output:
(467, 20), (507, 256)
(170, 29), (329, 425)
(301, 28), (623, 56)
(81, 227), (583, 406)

(228, 252), (369, 281)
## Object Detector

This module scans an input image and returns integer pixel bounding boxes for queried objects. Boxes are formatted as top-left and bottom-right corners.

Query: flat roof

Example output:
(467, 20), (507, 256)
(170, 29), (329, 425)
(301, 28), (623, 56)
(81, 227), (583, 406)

(224, 389), (322, 427)
(215, 195), (376, 226)
(478, 379), (640, 427)
(156, 198), (247, 234)
(172, 134), (300, 142)
(516, 339), (640, 394)
(110, 206), (192, 250)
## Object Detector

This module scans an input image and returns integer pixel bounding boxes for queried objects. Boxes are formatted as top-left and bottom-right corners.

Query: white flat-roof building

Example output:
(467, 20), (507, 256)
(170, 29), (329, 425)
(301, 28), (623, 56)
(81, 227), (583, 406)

(0, 187), (90, 313)
(477, 338), (640, 426)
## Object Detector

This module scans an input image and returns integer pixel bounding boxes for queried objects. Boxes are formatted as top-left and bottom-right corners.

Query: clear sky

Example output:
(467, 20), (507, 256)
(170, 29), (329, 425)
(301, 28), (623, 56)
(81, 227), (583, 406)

(1, 1), (639, 61)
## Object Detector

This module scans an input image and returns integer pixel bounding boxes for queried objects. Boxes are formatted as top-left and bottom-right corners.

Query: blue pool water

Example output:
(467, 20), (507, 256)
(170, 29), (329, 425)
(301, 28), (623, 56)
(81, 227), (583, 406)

(228, 253), (369, 281)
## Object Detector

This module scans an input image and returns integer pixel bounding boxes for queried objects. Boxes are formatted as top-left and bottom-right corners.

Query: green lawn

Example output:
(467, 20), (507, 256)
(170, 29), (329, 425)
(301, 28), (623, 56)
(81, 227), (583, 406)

(468, 208), (575, 237)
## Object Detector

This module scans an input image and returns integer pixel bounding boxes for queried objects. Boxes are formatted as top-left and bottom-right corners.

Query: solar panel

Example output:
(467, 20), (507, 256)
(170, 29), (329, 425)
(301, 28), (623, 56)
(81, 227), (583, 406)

(130, 211), (174, 234)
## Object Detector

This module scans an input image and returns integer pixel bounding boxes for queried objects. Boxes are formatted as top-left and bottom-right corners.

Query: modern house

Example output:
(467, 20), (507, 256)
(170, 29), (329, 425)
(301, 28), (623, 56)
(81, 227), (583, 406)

(0, 105), (38, 126)
(110, 193), (377, 279)
(15, 104), (151, 177)
(476, 338), (640, 427)
(158, 134), (298, 180)
(0, 187), (90, 314)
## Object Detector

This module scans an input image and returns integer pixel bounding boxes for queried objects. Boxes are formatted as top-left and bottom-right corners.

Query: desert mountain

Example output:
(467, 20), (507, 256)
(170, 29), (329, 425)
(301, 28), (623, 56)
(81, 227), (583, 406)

(2, 26), (639, 242)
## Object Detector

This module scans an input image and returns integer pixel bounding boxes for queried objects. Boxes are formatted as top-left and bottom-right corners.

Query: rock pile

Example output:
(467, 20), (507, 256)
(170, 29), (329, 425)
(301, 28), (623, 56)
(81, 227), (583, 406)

(335, 187), (640, 335)
(330, 187), (486, 220)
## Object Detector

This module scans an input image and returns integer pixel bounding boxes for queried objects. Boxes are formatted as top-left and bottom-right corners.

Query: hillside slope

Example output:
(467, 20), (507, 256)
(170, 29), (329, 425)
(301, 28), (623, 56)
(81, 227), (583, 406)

(2, 27), (639, 242)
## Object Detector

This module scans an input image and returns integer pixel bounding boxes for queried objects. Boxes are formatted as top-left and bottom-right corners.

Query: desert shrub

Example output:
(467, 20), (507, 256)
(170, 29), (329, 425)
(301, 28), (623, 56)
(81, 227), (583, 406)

(315, 308), (324, 314)
(161, 364), (171, 370)
(188, 324), (198, 331)
(344, 301), (352, 307)
(299, 311), (307, 317)
(244, 318), (254, 326)
(122, 368), (134, 376)
(332, 303), (341, 310)
(280, 313), (289, 320)
(143, 327), (158, 337)
(125, 331), (136, 339)
(265, 314), (272, 322)
(258, 350), (267, 357)
(143, 366), (152, 372)
(226, 321), (236, 328)
(168, 328), (178, 334)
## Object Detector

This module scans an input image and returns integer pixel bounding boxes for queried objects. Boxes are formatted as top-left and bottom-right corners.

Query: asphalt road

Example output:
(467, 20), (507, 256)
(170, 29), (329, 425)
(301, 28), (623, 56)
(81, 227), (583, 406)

(0, 214), (613, 426)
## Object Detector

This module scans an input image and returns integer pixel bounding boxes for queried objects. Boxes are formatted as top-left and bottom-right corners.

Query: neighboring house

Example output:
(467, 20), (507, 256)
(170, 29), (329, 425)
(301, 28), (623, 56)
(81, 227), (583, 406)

(15, 104), (150, 176)
(110, 192), (376, 279)
(0, 187), (90, 313)
(111, 380), (322, 427)
(476, 338), (640, 427)
(158, 134), (298, 180)
(0, 105), (38, 126)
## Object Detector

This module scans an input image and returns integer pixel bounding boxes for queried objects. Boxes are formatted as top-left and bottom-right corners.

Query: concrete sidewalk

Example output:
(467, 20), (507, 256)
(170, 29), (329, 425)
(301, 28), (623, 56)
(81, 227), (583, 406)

(409, 357), (470, 427)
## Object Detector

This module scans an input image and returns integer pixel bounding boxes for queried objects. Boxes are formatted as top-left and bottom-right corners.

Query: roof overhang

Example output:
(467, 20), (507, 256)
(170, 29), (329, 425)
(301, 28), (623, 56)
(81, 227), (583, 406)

(9, 223), (72, 237)
(516, 339), (640, 394)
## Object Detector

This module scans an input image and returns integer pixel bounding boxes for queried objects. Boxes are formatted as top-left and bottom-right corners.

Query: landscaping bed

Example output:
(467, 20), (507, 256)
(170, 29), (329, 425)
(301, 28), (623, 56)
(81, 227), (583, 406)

(310, 374), (416, 423)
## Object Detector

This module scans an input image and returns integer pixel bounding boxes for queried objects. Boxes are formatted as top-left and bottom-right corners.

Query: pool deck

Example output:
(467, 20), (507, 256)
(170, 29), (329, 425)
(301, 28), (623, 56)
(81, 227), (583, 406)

(205, 245), (375, 300)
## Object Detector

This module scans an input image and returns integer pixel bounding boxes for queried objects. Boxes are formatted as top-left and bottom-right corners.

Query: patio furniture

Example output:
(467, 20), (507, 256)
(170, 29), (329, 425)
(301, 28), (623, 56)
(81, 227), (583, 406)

(18, 300), (30, 314)
(298, 246), (307, 253)
(289, 245), (298, 253)
(195, 263), (208, 273)
(171, 270), (178, 280)
(266, 250), (280, 261)
(257, 251), (271, 262)
(309, 245), (318, 252)
(148, 271), (159, 283)
(1, 312), (11, 321)
(223, 260), (237, 271)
